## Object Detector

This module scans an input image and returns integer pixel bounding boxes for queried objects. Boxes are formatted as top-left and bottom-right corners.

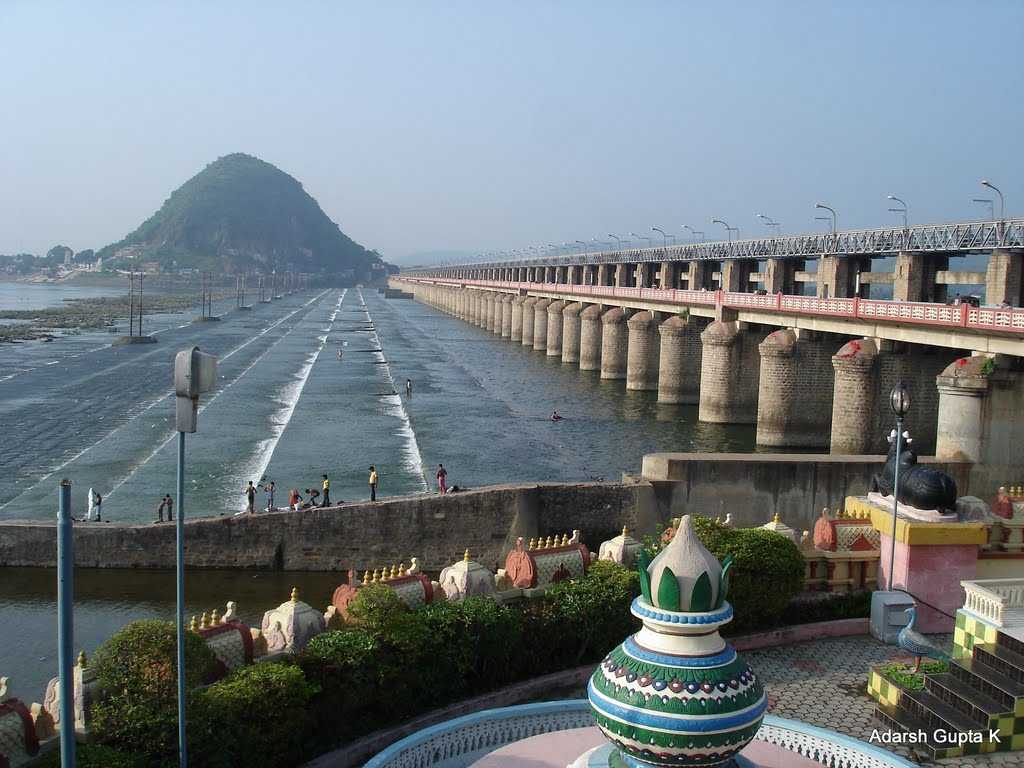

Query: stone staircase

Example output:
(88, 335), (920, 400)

(874, 628), (1024, 760)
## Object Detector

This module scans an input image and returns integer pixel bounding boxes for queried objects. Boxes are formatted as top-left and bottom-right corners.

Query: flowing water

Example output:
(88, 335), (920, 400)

(1, 283), (762, 698)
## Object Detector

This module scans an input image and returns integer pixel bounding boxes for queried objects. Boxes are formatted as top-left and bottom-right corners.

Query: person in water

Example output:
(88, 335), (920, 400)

(551, 410), (563, 421)
(406, 379), (413, 397)
(337, 347), (343, 360)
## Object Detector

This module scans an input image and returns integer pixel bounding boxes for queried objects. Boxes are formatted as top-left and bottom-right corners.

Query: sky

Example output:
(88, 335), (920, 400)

(2, 1), (1023, 265)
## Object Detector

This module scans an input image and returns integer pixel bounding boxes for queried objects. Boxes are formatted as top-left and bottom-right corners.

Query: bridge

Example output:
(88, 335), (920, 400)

(389, 219), (1023, 496)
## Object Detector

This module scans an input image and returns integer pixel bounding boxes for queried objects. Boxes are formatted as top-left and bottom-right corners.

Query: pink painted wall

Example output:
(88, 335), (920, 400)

(880, 532), (976, 632)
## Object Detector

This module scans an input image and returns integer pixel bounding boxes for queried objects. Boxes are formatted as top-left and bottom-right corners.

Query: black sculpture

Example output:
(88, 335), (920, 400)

(871, 430), (958, 513)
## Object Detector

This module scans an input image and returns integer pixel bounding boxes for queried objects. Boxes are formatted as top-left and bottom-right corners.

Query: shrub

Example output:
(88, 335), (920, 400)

(37, 743), (142, 768)
(189, 662), (319, 768)
(90, 620), (219, 761)
(779, 590), (872, 626)
(345, 582), (408, 630)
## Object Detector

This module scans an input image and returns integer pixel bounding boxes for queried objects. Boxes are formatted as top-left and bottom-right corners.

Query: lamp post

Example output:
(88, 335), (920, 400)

(981, 180), (1005, 221)
(630, 232), (652, 247)
(652, 226), (668, 246)
(607, 234), (621, 249)
(57, 478), (75, 768)
(887, 382), (911, 591)
(756, 213), (781, 235)
(886, 195), (908, 229)
(814, 203), (837, 235)
(575, 240), (588, 254)
(682, 225), (704, 243)
(173, 346), (219, 768)
(972, 198), (995, 220)
(712, 219), (733, 242)
(815, 215), (832, 232)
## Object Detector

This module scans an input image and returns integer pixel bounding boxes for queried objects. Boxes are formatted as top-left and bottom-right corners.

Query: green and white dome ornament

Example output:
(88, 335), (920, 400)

(586, 515), (766, 767)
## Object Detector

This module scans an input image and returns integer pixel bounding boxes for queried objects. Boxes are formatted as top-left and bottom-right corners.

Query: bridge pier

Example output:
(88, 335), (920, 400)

(511, 297), (524, 341)
(521, 297), (537, 346)
(686, 261), (712, 291)
(600, 307), (628, 379)
(986, 249), (1023, 307)
(579, 304), (604, 370)
(473, 291), (485, 327)
(657, 315), (702, 404)
(546, 300), (566, 357)
(532, 298), (552, 351)
(762, 259), (798, 294)
(500, 295), (513, 337)
(817, 255), (863, 298)
(936, 360), (989, 464)
(894, 252), (948, 303)
(756, 329), (835, 447)
(561, 303), (583, 363)
(829, 338), (879, 454)
(490, 294), (502, 333)
(626, 311), (660, 391)
(698, 321), (761, 423)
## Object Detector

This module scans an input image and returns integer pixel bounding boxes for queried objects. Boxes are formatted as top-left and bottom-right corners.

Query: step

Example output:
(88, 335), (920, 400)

(952, 657), (1024, 713)
(924, 673), (1005, 727)
(996, 626), (1024, 657)
(974, 643), (1024, 684)
(900, 689), (983, 737)
(873, 701), (961, 761)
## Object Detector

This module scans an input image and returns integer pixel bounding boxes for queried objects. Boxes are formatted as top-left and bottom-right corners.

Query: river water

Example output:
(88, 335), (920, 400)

(0, 283), (759, 699)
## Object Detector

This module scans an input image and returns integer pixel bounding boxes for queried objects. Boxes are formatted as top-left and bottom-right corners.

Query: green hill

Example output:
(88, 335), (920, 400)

(97, 153), (383, 279)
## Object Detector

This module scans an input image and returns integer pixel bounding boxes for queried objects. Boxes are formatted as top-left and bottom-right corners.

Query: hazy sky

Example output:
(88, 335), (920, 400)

(3, 2), (1022, 263)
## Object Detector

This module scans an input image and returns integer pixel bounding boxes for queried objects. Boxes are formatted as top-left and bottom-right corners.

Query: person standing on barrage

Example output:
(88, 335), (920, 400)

(436, 464), (448, 495)
(244, 481), (256, 514)
(368, 466), (378, 502)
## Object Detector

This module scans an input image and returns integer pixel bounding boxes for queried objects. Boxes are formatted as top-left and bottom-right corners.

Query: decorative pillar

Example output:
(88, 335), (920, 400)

(521, 297), (537, 346)
(532, 298), (551, 351)
(579, 304), (604, 370)
(545, 300), (566, 357)
(829, 338), (879, 454)
(657, 315), (700, 404)
(698, 321), (761, 423)
(511, 297), (524, 342)
(561, 303), (583, 364)
(600, 307), (628, 380)
(626, 311), (659, 391)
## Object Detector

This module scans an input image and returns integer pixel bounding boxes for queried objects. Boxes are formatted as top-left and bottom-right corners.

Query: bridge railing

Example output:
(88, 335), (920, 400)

(401, 277), (1024, 335)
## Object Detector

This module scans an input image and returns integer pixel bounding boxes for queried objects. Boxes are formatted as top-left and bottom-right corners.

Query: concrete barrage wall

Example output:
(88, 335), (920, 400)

(641, 452), (972, 533)
(0, 482), (652, 573)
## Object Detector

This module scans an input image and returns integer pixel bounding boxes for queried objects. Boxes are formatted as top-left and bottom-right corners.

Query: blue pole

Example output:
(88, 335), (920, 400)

(175, 431), (188, 767)
(57, 479), (75, 767)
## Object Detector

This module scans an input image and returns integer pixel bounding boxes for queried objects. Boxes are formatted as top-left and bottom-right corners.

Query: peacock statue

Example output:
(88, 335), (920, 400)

(898, 605), (950, 672)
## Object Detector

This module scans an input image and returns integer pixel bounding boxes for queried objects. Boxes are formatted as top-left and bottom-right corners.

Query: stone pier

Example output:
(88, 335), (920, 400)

(830, 339), (880, 454)
(657, 315), (701, 404)
(489, 294), (500, 333)
(511, 297), (524, 342)
(755, 329), (835, 447)
(580, 304), (604, 371)
(532, 298), (551, 351)
(521, 297), (537, 346)
(698, 321), (761, 423)
(562, 303), (583, 364)
(500, 295), (513, 337)
(601, 307), (629, 380)
(546, 300), (566, 357)
(626, 311), (660, 391)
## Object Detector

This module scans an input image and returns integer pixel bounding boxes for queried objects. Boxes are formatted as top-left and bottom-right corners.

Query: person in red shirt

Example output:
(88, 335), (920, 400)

(436, 464), (448, 495)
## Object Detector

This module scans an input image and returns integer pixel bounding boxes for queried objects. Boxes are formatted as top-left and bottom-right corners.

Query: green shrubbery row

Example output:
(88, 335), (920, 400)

(78, 521), (855, 767)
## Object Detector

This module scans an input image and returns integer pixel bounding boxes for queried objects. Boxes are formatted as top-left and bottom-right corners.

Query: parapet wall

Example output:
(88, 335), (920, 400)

(0, 482), (654, 572)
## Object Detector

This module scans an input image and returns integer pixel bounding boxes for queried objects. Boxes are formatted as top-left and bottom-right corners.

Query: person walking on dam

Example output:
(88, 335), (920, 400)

(165, 493), (173, 521)
(436, 463), (448, 495)
(261, 480), (276, 512)
(321, 474), (330, 507)
(368, 465), (378, 502)
(244, 480), (256, 515)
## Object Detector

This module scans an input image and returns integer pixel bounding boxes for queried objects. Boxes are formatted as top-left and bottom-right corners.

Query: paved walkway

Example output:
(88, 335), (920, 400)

(569, 634), (1014, 767)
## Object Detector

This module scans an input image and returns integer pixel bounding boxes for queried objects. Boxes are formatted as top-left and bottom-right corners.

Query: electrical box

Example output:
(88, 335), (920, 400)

(871, 590), (915, 644)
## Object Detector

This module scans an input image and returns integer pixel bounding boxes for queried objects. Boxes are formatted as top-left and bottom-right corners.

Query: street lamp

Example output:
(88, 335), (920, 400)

(173, 346), (219, 768)
(814, 203), (837, 235)
(815, 215), (832, 232)
(886, 382), (911, 591)
(712, 219), (734, 242)
(972, 199), (995, 220)
(575, 240), (588, 253)
(886, 195), (909, 229)
(652, 226), (668, 246)
(607, 234), (622, 249)
(756, 213), (781, 235)
(682, 224), (704, 243)
(981, 180), (1005, 221)
(630, 232), (652, 247)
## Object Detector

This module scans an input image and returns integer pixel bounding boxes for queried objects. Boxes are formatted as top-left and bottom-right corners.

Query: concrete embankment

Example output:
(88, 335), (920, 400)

(0, 482), (653, 572)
